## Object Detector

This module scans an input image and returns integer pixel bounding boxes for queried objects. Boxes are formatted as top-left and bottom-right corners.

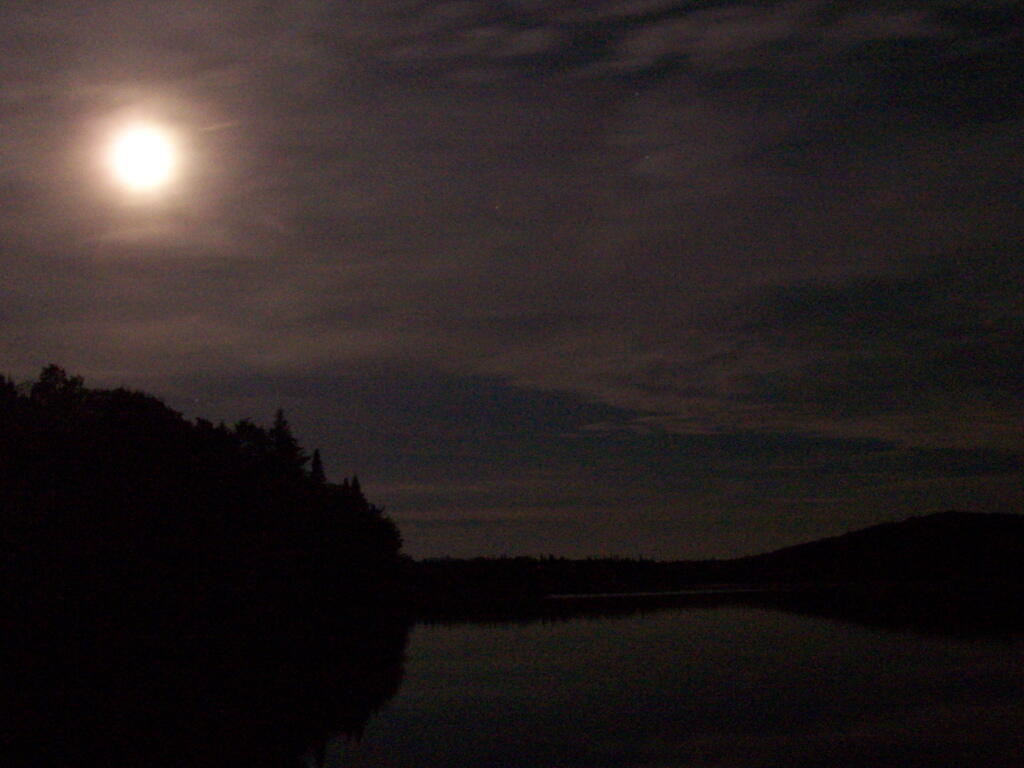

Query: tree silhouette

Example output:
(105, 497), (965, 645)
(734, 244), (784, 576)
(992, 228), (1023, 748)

(29, 364), (84, 408)
(0, 375), (16, 404)
(269, 408), (308, 477)
(310, 449), (326, 484)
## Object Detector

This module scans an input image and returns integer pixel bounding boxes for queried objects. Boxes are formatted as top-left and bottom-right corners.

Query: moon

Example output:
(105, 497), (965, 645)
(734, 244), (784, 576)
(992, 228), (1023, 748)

(109, 124), (177, 192)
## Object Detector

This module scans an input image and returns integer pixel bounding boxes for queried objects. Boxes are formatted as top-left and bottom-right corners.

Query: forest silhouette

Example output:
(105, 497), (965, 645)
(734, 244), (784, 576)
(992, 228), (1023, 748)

(2, 365), (404, 629)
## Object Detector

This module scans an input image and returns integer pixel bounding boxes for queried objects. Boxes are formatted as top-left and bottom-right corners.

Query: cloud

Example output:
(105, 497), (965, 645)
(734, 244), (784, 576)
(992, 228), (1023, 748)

(725, 264), (1024, 441)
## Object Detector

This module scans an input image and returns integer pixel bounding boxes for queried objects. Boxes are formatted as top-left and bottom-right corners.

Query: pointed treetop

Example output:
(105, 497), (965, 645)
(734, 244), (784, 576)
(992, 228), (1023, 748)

(310, 449), (326, 484)
(268, 408), (308, 472)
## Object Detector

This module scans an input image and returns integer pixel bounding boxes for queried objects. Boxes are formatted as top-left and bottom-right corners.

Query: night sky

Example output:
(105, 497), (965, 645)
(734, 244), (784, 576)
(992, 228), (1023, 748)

(2, 1), (1022, 558)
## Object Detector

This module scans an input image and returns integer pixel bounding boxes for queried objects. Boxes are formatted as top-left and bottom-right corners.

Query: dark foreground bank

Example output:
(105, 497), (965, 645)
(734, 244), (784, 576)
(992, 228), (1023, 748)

(1, 367), (410, 767)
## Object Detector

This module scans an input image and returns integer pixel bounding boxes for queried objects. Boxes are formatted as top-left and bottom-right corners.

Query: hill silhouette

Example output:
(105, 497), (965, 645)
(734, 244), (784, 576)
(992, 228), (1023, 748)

(727, 510), (1024, 584)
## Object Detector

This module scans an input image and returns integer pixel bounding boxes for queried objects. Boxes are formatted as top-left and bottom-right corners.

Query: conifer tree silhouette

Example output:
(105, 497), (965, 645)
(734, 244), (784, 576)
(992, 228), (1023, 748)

(270, 408), (308, 475)
(310, 449), (326, 484)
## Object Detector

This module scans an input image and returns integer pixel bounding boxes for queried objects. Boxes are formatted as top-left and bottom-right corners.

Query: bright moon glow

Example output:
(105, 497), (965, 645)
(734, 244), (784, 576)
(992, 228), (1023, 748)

(109, 125), (177, 191)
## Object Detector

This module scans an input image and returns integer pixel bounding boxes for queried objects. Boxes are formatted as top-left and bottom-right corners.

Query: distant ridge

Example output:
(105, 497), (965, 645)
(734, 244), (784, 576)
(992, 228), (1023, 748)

(729, 510), (1024, 584)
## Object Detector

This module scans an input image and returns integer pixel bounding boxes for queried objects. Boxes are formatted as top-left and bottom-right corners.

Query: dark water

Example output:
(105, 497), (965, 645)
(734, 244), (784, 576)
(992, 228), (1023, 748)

(325, 605), (1023, 768)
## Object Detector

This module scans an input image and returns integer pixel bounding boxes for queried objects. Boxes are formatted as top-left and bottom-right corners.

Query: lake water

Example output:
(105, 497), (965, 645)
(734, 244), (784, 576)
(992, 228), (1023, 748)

(324, 604), (1023, 768)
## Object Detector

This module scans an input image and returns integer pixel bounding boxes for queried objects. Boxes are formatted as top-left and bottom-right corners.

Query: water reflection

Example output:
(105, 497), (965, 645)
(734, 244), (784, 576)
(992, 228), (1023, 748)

(420, 585), (1024, 639)
(9, 588), (1021, 767)
(8, 609), (411, 768)
(335, 593), (1024, 768)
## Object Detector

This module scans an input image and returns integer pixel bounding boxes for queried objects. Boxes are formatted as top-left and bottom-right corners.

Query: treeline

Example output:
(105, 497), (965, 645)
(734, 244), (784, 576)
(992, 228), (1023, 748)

(413, 511), (1024, 617)
(1, 365), (405, 635)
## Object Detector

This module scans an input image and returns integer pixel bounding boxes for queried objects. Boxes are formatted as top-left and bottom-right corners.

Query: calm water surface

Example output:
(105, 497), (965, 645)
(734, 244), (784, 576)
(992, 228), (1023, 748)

(325, 606), (1023, 768)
